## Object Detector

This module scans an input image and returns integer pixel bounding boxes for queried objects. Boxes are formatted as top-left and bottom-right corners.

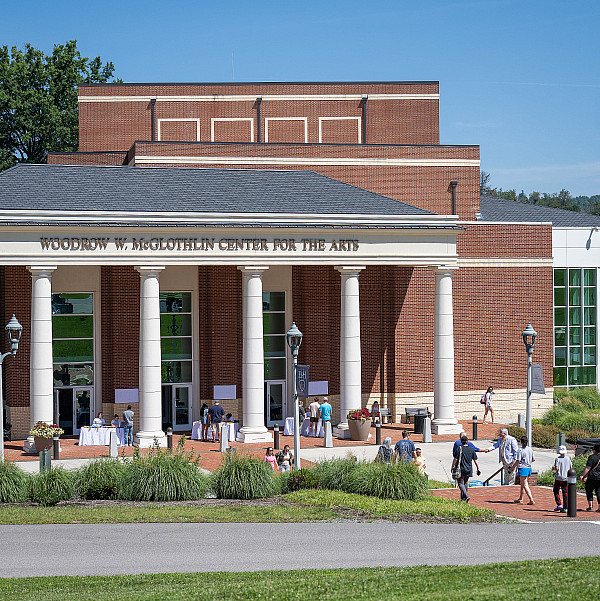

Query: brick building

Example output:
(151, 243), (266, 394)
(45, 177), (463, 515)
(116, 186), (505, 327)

(0, 81), (560, 445)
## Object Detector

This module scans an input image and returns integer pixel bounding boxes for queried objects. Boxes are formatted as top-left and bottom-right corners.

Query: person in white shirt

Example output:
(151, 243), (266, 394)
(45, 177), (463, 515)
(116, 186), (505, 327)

(509, 435), (535, 505)
(482, 386), (494, 424)
(488, 428), (519, 485)
(308, 398), (321, 436)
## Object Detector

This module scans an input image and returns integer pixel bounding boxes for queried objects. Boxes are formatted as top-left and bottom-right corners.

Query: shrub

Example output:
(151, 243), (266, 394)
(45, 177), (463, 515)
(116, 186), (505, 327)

(284, 468), (320, 492)
(76, 458), (126, 500)
(569, 388), (600, 411)
(28, 467), (75, 506)
(565, 429), (590, 444)
(347, 461), (427, 501)
(506, 424), (558, 448)
(311, 457), (359, 492)
(120, 441), (208, 502)
(0, 461), (28, 503)
(211, 453), (278, 500)
(537, 452), (590, 490)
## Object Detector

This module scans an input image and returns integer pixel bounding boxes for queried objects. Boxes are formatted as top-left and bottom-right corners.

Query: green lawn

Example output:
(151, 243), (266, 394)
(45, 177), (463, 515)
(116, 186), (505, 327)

(2, 559), (599, 600)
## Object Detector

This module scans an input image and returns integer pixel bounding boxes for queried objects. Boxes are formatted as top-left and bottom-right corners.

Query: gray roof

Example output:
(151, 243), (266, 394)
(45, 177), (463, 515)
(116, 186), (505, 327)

(479, 195), (600, 227)
(0, 164), (433, 217)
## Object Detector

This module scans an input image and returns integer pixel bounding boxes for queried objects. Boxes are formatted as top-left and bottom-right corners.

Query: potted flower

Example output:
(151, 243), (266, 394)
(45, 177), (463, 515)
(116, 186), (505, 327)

(346, 408), (372, 441)
(29, 421), (64, 452)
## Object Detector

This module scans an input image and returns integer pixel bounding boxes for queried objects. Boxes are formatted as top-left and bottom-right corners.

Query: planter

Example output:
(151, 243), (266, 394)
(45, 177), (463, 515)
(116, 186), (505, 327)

(348, 419), (372, 441)
(34, 436), (53, 453)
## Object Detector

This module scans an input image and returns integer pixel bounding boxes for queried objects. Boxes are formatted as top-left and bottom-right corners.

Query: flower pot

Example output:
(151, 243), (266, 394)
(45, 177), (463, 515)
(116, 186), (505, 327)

(348, 419), (372, 441)
(34, 436), (53, 453)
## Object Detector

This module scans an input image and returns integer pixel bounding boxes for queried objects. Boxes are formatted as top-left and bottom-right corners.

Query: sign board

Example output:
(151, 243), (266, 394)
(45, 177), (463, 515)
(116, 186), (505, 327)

(115, 389), (139, 404)
(308, 381), (328, 396)
(531, 364), (545, 395)
(214, 385), (237, 400)
(296, 365), (309, 397)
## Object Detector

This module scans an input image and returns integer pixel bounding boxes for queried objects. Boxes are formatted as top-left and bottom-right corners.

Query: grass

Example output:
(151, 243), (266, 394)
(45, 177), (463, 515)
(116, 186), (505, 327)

(0, 503), (337, 524)
(286, 489), (497, 522)
(2, 559), (599, 600)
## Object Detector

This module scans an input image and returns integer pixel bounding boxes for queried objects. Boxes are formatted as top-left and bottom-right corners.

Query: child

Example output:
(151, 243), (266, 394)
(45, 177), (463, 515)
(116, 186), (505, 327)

(553, 445), (572, 513)
(414, 447), (427, 477)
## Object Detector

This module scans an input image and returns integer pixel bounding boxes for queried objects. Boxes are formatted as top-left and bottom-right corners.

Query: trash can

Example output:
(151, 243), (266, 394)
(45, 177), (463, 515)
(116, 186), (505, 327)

(414, 414), (426, 434)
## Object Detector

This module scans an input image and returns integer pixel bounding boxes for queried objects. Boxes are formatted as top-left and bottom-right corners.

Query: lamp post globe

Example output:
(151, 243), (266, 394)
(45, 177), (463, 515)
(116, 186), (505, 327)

(522, 323), (537, 445)
(286, 322), (303, 470)
(1, 314), (22, 461)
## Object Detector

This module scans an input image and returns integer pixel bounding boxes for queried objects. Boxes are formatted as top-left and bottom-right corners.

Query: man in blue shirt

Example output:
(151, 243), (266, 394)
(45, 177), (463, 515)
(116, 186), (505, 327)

(208, 401), (225, 442)
(394, 430), (416, 462)
(453, 431), (490, 454)
(319, 397), (332, 422)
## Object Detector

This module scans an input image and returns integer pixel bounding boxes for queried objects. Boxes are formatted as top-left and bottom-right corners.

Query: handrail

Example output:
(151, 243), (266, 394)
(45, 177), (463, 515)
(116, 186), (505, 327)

(483, 466), (503, 486)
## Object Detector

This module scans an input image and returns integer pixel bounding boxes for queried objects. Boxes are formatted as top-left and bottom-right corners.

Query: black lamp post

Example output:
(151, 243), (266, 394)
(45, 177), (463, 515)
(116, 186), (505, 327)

(522, 323), (537, 445)
(1, 315), (23, 461)
(286, 322), (303, 470)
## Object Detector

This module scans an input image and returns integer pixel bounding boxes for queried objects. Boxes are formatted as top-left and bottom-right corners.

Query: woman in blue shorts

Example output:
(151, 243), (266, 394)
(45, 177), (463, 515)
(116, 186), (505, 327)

(510, 435), (535, 505)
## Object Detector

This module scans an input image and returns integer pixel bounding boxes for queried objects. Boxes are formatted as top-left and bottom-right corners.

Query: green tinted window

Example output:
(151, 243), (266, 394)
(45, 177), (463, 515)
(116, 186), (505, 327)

(52, 315), (93, 339)
(161, 338), (192, 361)
(584, 327), (596, 345)
(584, 347), (596, 365)
(160, 314), (191, 337)
(53, 339), (94, 363)
(554, 288), (566, 306)
(569, 269), (581, 286)
(262, 292), (285, 312)
(568, 367), (581, 386)
(52, 293), (93, 315)
(160, 292), (191, 313)
(555, 347), (567, 366)
(263, 313), (286, 335)
(555, 308), (566, 326)
(584, 307), (596, 326)
(584, 287), (596, 306)
(553, 367), (567, 386)
(584, 269), (596, 286)
(569, 327), (581, 346)
(554, 269), (566, 287)
(264, 358), (286, 380)
(554, 327), (566, 347)
(569, 288), (581, 306)
(263, 335), (286, 357)
(582, 366), (597, 385)
(569, 347), (582, 366)
(569, 308), (581, 326)
(161, 361), (192, 383)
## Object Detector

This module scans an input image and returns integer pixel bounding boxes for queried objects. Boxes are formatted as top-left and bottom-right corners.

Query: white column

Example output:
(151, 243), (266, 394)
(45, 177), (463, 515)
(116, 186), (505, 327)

(431, 266), (461, 434)
(135, 266), (166, 447)
(333, 266), (365, 439)
(237, 266), (272, 443)
(24, 266), (57, 453)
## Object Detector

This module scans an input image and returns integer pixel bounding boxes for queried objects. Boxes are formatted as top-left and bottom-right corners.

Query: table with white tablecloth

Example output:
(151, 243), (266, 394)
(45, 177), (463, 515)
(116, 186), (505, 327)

(301, 417), (324, 437)
(78, 426), (125, 446)
(191, 421), (238, 442)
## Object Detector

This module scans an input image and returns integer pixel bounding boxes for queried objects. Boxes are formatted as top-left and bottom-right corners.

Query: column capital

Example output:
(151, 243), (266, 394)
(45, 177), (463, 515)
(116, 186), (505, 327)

(431, 264), (459, 276)
(135, 265), (165, 277)
(335, 266), (366, 276)
(27, 265), (57, 276)
(237, 265), (269, 275)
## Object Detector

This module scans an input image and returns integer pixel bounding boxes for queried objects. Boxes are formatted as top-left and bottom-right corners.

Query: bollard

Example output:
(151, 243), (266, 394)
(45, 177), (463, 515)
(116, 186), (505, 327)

(323, 421), (333, 448)
(109, 430), (118, 457)
(567, 468), (577, 517)
(422, 417), (432, 443)
(517, 413), (525, 429)
(375, 421), (381, 446)
(556, 431), (566, 454)
(53, 435), (60, 460)
(273, 423), (280, 450)
(167, 427), (173, 451)
(472, 415), (478, 441)
(39, 449), (51, 472)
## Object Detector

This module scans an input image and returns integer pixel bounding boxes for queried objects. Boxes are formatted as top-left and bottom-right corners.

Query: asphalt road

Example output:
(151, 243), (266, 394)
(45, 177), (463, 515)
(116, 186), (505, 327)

(2, 522), (600, 577)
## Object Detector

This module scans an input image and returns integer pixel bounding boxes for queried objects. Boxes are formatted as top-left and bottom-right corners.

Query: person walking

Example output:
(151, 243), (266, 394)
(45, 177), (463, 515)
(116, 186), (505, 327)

(308, 397), (321, 436)
(277, 444), (293, 472)
(376, 436), (393, 465)
(122, 405), (134, 446)
(208, 401), (225, 442)
(264, 447), (278, 471)
(452, 435), (481, 502)
(394, 430), (416, 462)
(581, 442), (600, 512)
(488, 428), (519, 485)
(200, 402), (210, 442)
(482, 386), (494, 424)
(510, 436), (535, 505)
(552, 445), (572, 513)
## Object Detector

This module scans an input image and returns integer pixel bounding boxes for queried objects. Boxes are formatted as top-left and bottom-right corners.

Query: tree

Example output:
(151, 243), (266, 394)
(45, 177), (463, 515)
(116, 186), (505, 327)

(0, 41), (118, 171)
(480, 170), (491, 195)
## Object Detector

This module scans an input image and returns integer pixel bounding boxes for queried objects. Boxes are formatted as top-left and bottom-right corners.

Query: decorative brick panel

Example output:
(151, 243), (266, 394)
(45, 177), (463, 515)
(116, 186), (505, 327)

(47, 152), (128, 165)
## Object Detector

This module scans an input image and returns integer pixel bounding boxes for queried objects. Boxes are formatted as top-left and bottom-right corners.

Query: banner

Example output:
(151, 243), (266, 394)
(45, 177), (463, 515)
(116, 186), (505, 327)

(296, 365), (309, 397)
(531, 364), (545, 395)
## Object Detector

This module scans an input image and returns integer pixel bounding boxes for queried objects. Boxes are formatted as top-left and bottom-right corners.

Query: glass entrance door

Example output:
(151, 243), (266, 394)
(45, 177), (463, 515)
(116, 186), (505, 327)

(162, 384), (192, 431)
(55, 387), (92, 435)
(265, 380), (286, 427)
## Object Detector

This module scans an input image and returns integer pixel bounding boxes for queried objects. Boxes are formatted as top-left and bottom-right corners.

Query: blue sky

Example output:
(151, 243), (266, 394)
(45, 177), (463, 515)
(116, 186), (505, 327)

(2, 0), (598, 196)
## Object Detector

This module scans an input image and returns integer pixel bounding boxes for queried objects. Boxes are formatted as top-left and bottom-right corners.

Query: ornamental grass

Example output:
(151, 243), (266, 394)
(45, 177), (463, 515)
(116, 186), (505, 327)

(76, 457), (127, 500)
(211, 453), (278, 500)
(27, 467), (75, 506)
(0, 461), (28, 503)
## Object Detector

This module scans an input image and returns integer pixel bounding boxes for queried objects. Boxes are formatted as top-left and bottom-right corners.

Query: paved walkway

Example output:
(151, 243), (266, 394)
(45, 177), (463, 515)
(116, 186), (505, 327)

(432, 485), (600, 522)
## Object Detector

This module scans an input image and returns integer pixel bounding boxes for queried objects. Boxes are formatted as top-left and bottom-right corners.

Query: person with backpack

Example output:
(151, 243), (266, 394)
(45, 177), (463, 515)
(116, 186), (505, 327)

(581, 442), (600, 512)
(481, 386), (494, 424)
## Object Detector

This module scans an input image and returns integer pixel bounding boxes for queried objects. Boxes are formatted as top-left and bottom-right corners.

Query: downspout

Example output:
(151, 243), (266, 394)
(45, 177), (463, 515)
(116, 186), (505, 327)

(150, 98), (156, 141)
(256, 97), (262, 143)
(361, 95), (368, 144)
(449, 180), (458, 215)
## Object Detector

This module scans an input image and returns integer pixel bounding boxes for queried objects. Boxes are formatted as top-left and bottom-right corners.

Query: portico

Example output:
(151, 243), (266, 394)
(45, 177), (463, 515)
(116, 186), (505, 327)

(0, 164), (462, 445)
